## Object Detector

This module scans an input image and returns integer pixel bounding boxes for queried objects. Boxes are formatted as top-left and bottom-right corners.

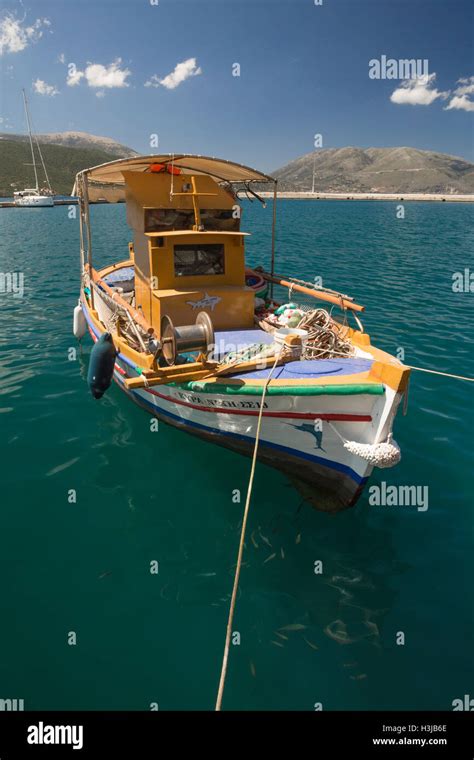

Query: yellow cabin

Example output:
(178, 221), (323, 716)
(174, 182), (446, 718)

(123, 166), (254, 337)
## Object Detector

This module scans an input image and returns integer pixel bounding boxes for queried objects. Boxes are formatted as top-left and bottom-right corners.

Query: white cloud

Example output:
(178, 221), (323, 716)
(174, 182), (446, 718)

(390, 73), (449, 106)
(444, 77), (474, 112)
(58, 52), (66, 64)
(66, 66), (84, 87)
(33, 78), (59, 97)
(445, 94), (474, 112)
(145, 57), (202, 90)
(0, 14), (50, 55)
(67, 58), (131, 89)
(96, 90), (105, 99)
(453, 76), (474, 96)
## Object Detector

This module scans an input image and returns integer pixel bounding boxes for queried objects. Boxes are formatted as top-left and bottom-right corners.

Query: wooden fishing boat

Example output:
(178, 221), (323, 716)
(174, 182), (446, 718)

(73, 154), (410, 513)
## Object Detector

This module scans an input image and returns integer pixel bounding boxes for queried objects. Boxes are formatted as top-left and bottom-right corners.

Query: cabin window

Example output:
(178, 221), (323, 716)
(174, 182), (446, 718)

(144, 208), (240, 233)
(200, 209), (240, 232)
(174, 244), (225, 277)
(145, 208), (194, 232)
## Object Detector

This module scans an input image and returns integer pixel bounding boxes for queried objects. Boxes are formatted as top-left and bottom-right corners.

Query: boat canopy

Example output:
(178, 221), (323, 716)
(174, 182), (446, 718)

(74, 154), (275, 201)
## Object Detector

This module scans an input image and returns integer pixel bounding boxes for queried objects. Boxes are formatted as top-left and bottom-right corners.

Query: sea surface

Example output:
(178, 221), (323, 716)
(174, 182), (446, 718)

(0, 200), (472, 710)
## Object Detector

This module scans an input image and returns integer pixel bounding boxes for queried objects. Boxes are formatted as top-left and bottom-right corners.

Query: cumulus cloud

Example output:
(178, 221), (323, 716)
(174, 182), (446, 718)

(67, 59), (131, 90)
(33, 78), (59, 96)
(145, 57), (202, 90)
(57, 52), (65, 64)
(390, 73), (449, 106)
(445, 76), (474, 112)
(0, 13), (50, 55)
(66, 66), (84, 87)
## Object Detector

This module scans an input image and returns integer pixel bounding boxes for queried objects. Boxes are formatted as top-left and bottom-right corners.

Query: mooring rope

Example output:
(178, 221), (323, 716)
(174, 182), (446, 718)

(215, 353), (281, 711)
(408, 366), (474, 382)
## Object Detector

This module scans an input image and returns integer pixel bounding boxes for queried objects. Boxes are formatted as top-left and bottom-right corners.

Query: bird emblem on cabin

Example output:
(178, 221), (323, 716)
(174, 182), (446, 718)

(186, 293), (222, 311)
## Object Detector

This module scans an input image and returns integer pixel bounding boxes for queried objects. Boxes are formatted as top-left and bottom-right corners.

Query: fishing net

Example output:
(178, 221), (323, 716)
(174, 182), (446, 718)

(255, 283), (356, 361)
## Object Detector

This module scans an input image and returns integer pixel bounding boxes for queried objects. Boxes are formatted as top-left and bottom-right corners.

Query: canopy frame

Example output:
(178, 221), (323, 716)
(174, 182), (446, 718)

(74, 153), (278, 296)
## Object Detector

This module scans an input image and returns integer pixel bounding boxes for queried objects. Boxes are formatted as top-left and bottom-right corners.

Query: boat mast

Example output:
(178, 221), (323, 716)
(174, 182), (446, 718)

(33, 132), (53, 194)
(22, 88), (39, 192)
(311, 151), (316, 194)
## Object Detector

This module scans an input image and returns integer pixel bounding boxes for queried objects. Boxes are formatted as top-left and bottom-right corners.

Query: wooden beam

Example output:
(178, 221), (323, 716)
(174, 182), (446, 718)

(86, 264), (156, 335)
(260, 270), (365, 312)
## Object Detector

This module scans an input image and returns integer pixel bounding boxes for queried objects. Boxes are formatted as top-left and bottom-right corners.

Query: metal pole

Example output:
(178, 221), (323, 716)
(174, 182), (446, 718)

(269, 180), (278, 300)
(82, 173), (94, 308)
(77, 175), (85, 275)
(22, 89), (39, 191)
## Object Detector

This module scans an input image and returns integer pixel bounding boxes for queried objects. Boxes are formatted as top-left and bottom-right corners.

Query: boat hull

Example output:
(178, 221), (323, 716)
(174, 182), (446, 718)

(14, 195), (54, 207)
(82, 306), (398, 512)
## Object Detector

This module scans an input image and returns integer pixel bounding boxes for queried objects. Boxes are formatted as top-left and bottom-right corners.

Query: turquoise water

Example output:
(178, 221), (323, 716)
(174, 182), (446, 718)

(0, 200), (472, 710)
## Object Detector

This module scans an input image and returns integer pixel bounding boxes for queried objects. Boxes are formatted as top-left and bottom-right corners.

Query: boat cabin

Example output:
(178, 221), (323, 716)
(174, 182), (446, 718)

(123, 166), (254, 336)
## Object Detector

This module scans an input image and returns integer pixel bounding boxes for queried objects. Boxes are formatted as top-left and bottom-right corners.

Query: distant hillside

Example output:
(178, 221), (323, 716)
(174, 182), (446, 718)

(0, 139), (128, 196)
(273, 147), (474, 194)
(1, 130), (137, 158)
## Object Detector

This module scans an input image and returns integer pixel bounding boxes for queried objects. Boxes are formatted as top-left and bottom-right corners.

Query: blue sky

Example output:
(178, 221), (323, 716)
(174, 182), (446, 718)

(0, 0), (473, 170)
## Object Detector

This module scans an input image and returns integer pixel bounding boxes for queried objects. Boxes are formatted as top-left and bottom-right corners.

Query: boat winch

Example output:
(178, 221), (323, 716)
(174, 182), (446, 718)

(160, 311), (215, 366)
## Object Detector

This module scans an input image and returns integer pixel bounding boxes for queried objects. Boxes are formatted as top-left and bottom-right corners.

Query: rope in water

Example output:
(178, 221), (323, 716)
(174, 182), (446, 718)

(215, 353), (281, 711)
(408, 365), (474, 382)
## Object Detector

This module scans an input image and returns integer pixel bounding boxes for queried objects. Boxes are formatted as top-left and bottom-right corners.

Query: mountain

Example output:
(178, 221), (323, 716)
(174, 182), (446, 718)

(1, 130), (137, 158)
(272, 147), (474, 194)
(0, 138), (129, 196)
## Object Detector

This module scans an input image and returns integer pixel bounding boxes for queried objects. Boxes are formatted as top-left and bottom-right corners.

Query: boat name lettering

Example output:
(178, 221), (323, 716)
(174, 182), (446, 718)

(176, 391), (267, 410)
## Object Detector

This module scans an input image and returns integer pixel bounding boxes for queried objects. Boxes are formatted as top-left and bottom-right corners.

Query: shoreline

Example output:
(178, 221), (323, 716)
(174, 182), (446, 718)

(259, 191), (474, 203)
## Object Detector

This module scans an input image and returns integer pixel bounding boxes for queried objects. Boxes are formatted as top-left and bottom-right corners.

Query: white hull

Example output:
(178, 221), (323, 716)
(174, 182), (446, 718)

(84, 308), (402, 512)
(14, 195), (54, 207)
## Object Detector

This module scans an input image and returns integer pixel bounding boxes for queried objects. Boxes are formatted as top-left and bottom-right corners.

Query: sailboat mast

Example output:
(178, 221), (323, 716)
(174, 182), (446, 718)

(22, 88), (39, 191)
(33, 133), (53, 194)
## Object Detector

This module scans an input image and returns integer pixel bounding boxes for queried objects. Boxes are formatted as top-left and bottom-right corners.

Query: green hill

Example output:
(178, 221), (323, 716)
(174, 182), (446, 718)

(0, 139), (125, 196)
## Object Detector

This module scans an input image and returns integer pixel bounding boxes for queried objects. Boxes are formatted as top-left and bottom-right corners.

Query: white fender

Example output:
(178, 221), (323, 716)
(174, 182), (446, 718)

(73, 303), (87, 339)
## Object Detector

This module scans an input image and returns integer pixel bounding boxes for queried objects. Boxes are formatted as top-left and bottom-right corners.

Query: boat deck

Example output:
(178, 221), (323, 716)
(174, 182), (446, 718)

(101, 263), (375, 384)
(214, 329), (373, 379)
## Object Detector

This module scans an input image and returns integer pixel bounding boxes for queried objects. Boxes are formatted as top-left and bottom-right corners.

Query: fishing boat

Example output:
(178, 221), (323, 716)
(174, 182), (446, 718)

(73, 154), (410, 513)
(13, 90), (54, 208)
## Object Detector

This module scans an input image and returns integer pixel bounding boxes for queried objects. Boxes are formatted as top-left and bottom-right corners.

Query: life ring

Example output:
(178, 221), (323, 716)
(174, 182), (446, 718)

(245, 269), (268, 299)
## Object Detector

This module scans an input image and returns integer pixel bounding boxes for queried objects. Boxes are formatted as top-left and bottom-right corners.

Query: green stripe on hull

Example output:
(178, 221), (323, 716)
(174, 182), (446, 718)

(171, 381), (385, 396)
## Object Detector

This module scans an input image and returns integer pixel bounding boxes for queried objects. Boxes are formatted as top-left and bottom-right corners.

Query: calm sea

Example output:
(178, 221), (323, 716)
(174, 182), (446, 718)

(0, 200), (472, 710)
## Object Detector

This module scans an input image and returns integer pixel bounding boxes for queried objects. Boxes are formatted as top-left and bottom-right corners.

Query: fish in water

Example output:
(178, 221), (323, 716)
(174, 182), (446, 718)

(259, 532), (272, 549)
(87, 332), (117, 399)
(185, 292), (221, 311)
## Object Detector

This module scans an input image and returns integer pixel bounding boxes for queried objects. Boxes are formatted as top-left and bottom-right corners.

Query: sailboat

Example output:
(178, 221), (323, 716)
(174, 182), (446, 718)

(72, 154), (409, 513)
(14, 89), (54, 208)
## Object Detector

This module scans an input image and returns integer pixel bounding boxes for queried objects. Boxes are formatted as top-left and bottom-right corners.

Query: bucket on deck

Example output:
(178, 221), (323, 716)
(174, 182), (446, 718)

(274, 327), (308, 350)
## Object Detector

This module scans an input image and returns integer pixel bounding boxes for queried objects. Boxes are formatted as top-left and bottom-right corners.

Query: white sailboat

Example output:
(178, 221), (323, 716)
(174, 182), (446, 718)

(14, 89), (54, 208)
